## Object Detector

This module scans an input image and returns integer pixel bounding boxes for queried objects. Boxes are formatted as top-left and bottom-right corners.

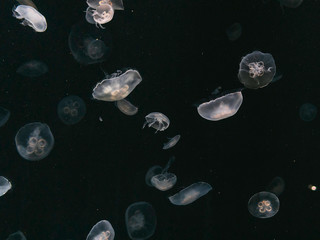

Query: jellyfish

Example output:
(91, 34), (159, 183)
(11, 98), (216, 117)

(57, 95), (86, 125)
(115, 98), (138, 116)
(278, 0), (303, 8)
(299, 103), (317, 122)
(197, 91), (243, 121)
(226, 22), (242, 41)
(248, 191), (280, 218)
(0, 107), (10, 127)
(125, 202), (156, 240)
(12, 5), (47, 32)
(16, 60), (48, 77)
(163, 134), (181, 150)
(15, 122), (54, 161)
(168, 182), (212, 206)
(6, 231), (27, 240)
(17, 0), (38, 10)
(86, 220), (115, 240)
(266, 177), (285, 196)
(238, 51), (276, 89)
(145, 165), (162, 187)
(87, 0), (124, 10)
(151, 156), (177, 191)
(142, 112), (170, 133)
(92, 69), (142, 101)
(0, 176), (12, 197)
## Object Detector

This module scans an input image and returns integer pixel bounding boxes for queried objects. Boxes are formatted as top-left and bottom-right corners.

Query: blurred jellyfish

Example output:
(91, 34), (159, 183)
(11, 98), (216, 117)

(125, 202), (156, 240)
(0, 176), (12, 197)
(15, 122), (54, 161)
(115, 99), (138, 116)
(151, 156), (177, 191)
(0, 107), (10, 127)
(6, 231), (27, 240)
(238, 51), (276, 89)
(86, 220), (115, 240)
(145, 165), (162, 187)
(278, 0), (303, 8)
(248, 191), (280, 218)
(12, 5), (47, 32)
(266, 177), (285, 196)
(299, 103), (317, 122)
(57, 95), (86, 125)
(143, 112), (170, 133)
(163, 135), (180, 150)
(17, 60), (48, 77)
(226, 22), (242, 41)
(68, 22), (112, 65)
(92, 69), (142, 101)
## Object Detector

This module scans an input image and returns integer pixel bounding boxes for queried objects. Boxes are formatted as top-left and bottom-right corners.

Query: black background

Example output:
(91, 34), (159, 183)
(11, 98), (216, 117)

(0, 0), (320, 239)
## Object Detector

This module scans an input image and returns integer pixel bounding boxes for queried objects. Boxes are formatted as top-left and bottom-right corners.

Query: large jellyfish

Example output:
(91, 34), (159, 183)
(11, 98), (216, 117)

(151, 156), (177, 191)
(142, 112), (170, 133)
(248, 191), (280, 218)
(86, 220), (115, 240)
(16, 60), (48, 77)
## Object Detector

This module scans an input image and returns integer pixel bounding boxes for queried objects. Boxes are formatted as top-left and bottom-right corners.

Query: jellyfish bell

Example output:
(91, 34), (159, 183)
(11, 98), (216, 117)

(91, 4), (114, 28)
(151, 156), (177, 191)
(142, 112), (170, 133)
(86, 220), (115, 240)
(248, 191), (280, 218)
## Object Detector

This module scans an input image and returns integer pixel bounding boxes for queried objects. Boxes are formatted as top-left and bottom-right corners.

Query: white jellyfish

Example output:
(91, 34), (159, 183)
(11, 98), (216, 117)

(151, 156), (177, 191)
(0, 176), (12, 197)
(142, 112), (170, 133)
(86, 220), (115, 240)
(163, 134), (181, 150)
(115, 98), (138, 116)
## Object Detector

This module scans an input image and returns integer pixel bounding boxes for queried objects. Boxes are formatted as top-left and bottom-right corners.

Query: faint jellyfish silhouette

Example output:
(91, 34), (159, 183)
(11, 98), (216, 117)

(163, 134), (180, 150)
(142, 112), (170, 133)
(299, 103), (317, 122)
(0, 176), (12, 197)
(86, 220), (115, 240)
(15, 122), (54, 161)
(226, 22), (242, 41)
(57, 95), (86, 125)
(279, 0), (303, 8)
(6, 230), (27, 240)
(169, 182), (212, 206)
(238, 51), (276, 89)
(125, 202), (157, 240)
(248, 191), (280, 218)
(115, 98), (138, 116)
(92, 69), (142, 101)
(145, 165), (162, 187)
(0, 107), (10, 127)
(151, 156), (177, 191)
(12, 5), (47, 32)
(17, 60), (48, 77)
(266, 177), (285, 196)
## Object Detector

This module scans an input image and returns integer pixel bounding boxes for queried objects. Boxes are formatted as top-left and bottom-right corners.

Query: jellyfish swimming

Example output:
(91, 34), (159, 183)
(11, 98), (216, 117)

(15, 122), (54, 161)
(6, 230), (27, 240)
(163, 135), (181, 150)
(248, 191), (280, 218)
(12, 5), (47, 32)
(266, 177), (285, 196)
(226, 22), (242, 41)
(238, 51), (276, 89)
(16, 60), (48, 77)
(278, 0), (303, 8)
(169, 182), (212, 206)
(125, 201), (157, 240)
(115, 98), (138, 116)
(57, 95), (86, 125)
(299, 103), (317, 122)
(86, 220), (115, 240)
(0, 176), (12, 197)
(92, 69), (142, 101)
(151, 156), (177, 191)
(0, 107), (10, 127)
(142, 112), (170, 133)
(145, 165), (162, 187)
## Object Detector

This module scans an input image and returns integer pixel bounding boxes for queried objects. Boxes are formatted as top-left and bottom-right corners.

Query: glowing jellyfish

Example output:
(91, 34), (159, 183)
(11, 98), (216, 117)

(151, 156), (177, 191)
(92, 69), (142, 101)
(238, 51), (276, 89)
(163, 134), (181, 150)
(125, 202), (156, 240)
(248, 191), (280, 218)
(86, 220), (115, 240)
(17, 60), (48, 77)
(226, 22), (242, 41)
(266, 177), (285, 196)
(197, 91), (243, 121)
(15, 122), (54, 161)
(142, 112), (170, 133)
(279, 0), (303, 8)
(299, 103), (317, 122)
(115, 99), (138, 116)
(0, 107), (10, 127)
(57, 95), (86, 125)
(145, 165), (162, 187)
(169, 182), (212, 206)
(6, 231), (27, 240)
(12, 5), (47, 32)
(0, 176), (12, 197)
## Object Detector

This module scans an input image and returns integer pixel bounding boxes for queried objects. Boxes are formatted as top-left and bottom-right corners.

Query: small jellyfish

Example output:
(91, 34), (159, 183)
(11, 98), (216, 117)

(125, 202), (156, 240)
(0, 107), (10, 127)
(279, 0), (303, 8)
(169, 182), (212, 206)
(248, 191), (280, 218)
(86, 220), (115, 240)
(115, 99), (138, 116)
(0, 176), (12, 197)
(17, 60), (48, 77)
(266, 177), (285, 196)
(87, 0), (124, 10)
(197, 91), (243, 121)
(92, 69), (142, 101)
(86, 4), (114, 28)
(226, 22), (242, 41)
(238, 51), (276, 89)
(6, 231), (27, 240)
(145, 165), (162, 187)
(15, 122), (54, 161)
(57, 95), (86, 125)
(151, 156), (177, 191)
(142, 112), (170, 133)
(163, 134), (181, 150)
(299, 103), (317, 122)
(12, 5), (47, 32)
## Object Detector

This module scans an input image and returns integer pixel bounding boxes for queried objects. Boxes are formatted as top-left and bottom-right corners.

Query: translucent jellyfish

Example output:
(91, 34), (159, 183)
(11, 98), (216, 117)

(115, 99), (138, 116)
(266, 177), (285, 196)
(0, 176), (12, 197)
(57, 95), (86, 125)
(17, 0), (38, 10)
(145, 165), (162, 187)
(163, 134), (181, 150)
(92, 69), (142, 101)
(68, 22), (112, 65)
(142, 112), (170, 133)
(125, 202), (156, 240)
(87, 0), (124, 10)
(299, 103), (317, 122)
(279, 0), (303, 8)
(151, 156), (177, 191)
(0, 107), (10, 127)
(197, 91), (243, 121)
(248, 191), (280, 218)
(169, 182), (212, 206)
(226, 22), (242, 41)
(15, 122), (54, 161)
(86, 220), (115, 240)
(12, 5), (47, 32)
(6, 231), (27, 240)
(16, 60), (48, 77)
(238, 51), (276, 89)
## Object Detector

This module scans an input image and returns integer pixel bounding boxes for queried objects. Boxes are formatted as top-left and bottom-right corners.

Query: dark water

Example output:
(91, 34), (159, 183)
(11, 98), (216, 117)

(1, 0), (320, 239)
